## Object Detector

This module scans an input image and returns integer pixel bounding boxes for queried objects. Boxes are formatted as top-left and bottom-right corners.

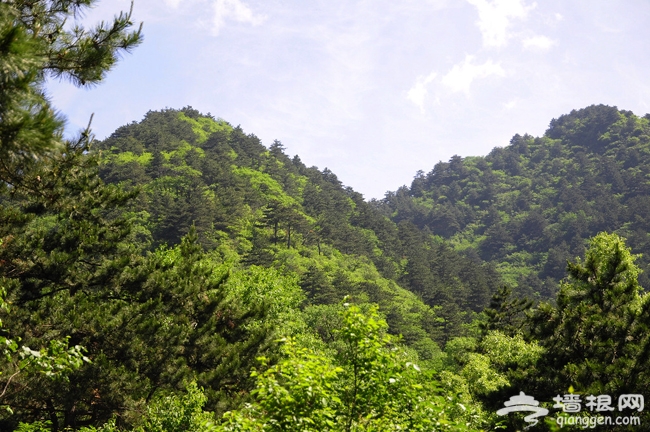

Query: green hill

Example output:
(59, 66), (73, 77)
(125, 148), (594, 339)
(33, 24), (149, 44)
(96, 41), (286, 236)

(380, 104), (650, 297)
(6, 102), (650, 430)
(97, 107), (503, 343)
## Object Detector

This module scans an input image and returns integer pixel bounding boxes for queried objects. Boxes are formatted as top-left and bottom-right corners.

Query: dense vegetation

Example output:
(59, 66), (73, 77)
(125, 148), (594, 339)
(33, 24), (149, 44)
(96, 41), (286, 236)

(2, 1), (650, 431)
(95, 107), (502, 344)
(381, 105), (650, 296)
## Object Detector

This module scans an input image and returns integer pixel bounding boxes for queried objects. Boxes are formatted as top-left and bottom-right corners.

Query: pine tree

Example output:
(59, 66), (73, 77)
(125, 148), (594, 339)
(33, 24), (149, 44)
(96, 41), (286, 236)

(0, 0), (141, 166)
(0, 1), (142, 429)
(480, 285), (532, 336)
(530, 233), (650, 398)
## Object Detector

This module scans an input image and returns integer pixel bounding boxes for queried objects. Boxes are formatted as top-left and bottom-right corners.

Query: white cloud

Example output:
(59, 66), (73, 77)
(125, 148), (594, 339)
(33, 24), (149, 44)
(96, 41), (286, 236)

(466, 0), (536, 47)
(522, 35), (555, 50)
(212, 0), (266, 35)
(441, 55), (505, 95)
(163, 0), (182, 7)
(407, 72), (437, 113)
(555, 12), (563, 21)
(504, 99), (517, 109)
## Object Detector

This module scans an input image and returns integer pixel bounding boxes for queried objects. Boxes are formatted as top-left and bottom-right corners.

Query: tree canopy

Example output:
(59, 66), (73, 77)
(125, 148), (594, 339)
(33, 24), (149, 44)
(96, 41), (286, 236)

(2, 3), (650, 428)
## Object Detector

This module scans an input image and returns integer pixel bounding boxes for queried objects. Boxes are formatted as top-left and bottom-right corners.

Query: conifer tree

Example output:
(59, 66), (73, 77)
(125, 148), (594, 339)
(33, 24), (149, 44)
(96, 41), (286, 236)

(0, 1), (142, 429)
(480, 285), (532, 336)
(0, 0), (141, 166)
(530, 233), (650, 398)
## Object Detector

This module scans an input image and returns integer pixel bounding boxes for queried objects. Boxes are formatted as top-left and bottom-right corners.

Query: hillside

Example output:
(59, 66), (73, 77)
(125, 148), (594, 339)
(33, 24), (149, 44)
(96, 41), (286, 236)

(380, 104), (650, 296)
(5, 103), (650, 430)
(5, 3), (650, 429)
(96, 107), (503, 342)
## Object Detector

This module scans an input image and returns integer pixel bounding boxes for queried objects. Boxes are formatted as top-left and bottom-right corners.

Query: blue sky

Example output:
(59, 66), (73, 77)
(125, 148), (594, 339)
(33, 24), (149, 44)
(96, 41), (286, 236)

(47, 0), (650, 199)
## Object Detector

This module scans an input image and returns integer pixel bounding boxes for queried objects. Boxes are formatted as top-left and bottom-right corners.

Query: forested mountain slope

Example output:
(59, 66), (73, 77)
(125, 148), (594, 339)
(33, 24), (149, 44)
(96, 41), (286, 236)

(6, 101), (650, 430)
(380, 104), (650, 296)
(97, 107), (502, 340)
(5, 1), (650, 428)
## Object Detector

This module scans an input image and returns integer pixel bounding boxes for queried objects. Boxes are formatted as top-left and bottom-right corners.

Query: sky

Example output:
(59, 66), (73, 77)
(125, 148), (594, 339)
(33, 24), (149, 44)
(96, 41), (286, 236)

(47, 0), (650, 200)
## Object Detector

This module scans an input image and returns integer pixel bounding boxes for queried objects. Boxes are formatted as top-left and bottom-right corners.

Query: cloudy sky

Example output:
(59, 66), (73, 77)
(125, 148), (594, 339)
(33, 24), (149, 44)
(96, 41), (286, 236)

(47, 0), (650, 199)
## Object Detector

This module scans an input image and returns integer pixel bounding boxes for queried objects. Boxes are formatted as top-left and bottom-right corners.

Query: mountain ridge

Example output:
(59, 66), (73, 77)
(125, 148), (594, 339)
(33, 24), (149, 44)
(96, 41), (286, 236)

(380, 103), (650, 295)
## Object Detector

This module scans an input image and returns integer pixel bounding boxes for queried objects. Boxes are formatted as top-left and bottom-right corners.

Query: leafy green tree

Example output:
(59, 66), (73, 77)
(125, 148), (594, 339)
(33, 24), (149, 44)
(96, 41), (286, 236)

(439, 331), (543, 430)
(335, 302), (422, 430)
(132, 382), (216, 432)
(223, 338), (342, 432)
(0, 287), (89, 408)
(219, 302), (483, 431)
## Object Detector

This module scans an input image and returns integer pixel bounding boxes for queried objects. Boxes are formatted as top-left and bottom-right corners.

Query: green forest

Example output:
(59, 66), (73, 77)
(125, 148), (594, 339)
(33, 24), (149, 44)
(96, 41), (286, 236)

(2, 1), (650, 431)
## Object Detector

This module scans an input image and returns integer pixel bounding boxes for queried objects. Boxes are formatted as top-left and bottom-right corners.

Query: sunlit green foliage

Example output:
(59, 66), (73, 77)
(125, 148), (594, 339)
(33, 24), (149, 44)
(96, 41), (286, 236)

(5, 25), (650, 431)
(219, 303), (484, 431)
(0, 287), (90, 411)
(103, 151), (154, 166)
(179, 111), (233, 144)
(131, 382), (216, 432)
(382, 105), (650, 295)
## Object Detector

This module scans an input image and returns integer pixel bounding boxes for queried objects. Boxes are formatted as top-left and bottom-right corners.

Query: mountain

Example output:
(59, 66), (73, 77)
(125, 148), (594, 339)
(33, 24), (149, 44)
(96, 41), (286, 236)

(7, 103), (650, 430)
(379, 104), (650, 297)
(96, 107), (503, 346)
